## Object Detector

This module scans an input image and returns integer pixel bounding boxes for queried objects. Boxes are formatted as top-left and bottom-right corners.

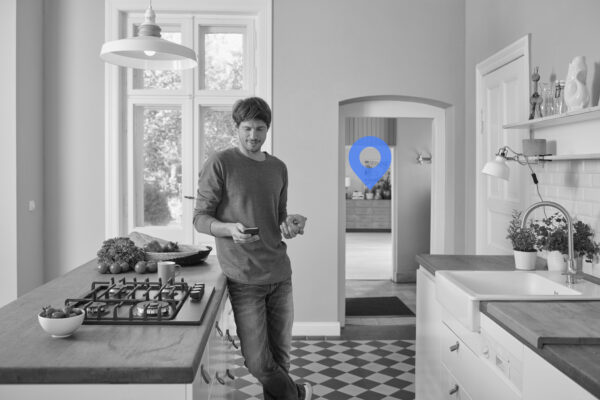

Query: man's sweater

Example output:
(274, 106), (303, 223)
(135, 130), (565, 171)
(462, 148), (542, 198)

(193, 147), (291, 284)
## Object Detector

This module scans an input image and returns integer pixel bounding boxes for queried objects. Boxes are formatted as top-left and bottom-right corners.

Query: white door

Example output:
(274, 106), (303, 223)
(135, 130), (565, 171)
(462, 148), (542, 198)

(476, 38), (530, 254)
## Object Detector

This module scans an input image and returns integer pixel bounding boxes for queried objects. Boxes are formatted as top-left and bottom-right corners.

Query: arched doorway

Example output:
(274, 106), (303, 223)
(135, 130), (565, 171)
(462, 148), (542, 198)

(337, 96), (455, 325)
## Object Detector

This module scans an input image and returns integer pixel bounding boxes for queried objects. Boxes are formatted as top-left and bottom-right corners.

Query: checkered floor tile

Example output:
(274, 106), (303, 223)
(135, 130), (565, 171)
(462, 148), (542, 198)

(227, 339), (415, 400)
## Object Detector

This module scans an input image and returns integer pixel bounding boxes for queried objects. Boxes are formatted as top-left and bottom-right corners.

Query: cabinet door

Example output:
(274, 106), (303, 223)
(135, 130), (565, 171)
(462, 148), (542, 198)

(188, 340), (212, 400)
(211, 292), (238, 400)
(416, 267), (444, 399)
(522, 347), (596, 400)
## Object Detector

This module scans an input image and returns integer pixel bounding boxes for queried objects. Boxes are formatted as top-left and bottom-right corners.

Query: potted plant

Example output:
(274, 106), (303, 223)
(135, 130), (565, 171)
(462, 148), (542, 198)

(506, 210), (538, 270)
(381, 171), (391, 199)
(531, 214), (599, 272)
(531, 213), (569, 271)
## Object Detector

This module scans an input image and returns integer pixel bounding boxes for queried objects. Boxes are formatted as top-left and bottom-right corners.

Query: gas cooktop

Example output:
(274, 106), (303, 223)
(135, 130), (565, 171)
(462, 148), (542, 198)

(64, 276), (215, 325)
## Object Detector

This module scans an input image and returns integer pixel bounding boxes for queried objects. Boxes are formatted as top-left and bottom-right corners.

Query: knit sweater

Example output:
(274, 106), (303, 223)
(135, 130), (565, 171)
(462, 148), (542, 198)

(193, 147), (291, 284)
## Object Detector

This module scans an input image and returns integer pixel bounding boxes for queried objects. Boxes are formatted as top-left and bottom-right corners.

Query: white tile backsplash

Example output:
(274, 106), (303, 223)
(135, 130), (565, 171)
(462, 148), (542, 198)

(531, 160), (600, 277)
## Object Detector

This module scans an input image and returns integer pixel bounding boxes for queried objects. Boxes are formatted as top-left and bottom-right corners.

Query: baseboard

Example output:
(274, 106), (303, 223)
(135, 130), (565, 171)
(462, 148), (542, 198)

(292, 321), (341, 336)
(395, 270), (416, 283)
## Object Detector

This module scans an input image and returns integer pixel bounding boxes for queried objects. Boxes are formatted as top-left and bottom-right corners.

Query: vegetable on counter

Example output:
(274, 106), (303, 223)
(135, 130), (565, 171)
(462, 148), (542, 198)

(97, 237), (146, 274)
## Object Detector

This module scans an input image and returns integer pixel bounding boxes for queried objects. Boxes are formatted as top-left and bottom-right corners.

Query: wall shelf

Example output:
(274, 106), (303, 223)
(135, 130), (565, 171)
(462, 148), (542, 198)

(503, 105), (600, 130)
(539, 153), (600, 161)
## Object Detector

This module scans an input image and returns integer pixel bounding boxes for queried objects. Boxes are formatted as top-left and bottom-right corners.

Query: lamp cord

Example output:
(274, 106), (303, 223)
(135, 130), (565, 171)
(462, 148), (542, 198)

(504, 145), (547, 217)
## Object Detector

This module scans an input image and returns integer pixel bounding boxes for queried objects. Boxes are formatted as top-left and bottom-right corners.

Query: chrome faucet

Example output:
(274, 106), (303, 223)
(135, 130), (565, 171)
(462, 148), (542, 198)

(520, 201), (577, 284)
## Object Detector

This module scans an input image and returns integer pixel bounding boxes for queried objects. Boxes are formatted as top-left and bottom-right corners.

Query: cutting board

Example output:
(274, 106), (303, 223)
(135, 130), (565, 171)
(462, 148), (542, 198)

(483, 301), (600, 348)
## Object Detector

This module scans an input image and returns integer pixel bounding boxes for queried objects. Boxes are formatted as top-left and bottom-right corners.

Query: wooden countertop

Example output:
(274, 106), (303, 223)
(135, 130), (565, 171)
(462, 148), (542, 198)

(416, 253), (547, 275)
(0, 256), (227, 384)
(416, 254), (600, 399)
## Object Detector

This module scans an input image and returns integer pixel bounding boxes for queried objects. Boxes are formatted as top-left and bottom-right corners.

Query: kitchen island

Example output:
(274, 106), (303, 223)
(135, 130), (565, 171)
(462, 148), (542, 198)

(416, 254), (600, 400)
(0, 255), (233, 400)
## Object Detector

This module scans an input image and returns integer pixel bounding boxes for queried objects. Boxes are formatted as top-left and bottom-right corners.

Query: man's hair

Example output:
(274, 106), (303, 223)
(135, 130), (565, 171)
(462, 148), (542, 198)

(232, 97), (272, 128)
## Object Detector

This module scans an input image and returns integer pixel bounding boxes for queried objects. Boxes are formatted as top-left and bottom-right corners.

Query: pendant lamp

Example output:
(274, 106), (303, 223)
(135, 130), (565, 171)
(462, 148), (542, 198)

(100, 5), (197, 70)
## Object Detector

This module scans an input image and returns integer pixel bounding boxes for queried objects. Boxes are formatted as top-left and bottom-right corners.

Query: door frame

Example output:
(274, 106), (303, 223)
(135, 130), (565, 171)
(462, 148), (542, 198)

(475, 35), (530, 253)
(337, 96), (454, 326)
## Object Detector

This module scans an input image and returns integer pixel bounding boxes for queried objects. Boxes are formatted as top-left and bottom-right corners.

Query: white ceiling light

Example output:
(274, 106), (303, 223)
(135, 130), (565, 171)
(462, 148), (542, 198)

(100, 5), (197, 70)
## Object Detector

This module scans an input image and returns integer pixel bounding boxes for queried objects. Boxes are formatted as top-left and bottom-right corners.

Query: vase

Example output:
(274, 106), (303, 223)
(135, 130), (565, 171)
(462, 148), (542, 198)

(365, 192), (374, 200)
(564, 56), (590, 111)
(547, 250), (567, 272)
(382, 190), (391, 199)
(513, 250), (537, 270)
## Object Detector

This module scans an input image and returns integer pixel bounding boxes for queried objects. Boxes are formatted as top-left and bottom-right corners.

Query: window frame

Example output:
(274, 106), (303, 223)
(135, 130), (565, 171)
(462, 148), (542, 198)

(104, 0), (272, 239)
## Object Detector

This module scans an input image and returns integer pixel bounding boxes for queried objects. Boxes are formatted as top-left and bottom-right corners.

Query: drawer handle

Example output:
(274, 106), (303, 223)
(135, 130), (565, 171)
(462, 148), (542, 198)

(226, 368), (235, 380)
(449, 384), (459, 395)
(215, 371), (225, 385)
(226, 329), (239, 349)
(200, 364), (211, 384)
(215, 321), (223, 336)
(449, 342), (460, 352)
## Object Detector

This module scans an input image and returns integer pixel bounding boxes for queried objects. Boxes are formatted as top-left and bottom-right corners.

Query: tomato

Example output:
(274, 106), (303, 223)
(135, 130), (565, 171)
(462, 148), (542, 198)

(119, 261), (130, 272)
(109, 263), (122, 274)
(97, 263), (109, 274)
(51, 311), (66, 318)
(134, 261), (147, 274)
(146, 261), (158, 273)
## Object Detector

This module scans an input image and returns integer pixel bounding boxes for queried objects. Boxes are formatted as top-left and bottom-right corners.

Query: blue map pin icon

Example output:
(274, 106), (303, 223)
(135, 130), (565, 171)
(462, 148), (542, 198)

(349, 136), (391, 190)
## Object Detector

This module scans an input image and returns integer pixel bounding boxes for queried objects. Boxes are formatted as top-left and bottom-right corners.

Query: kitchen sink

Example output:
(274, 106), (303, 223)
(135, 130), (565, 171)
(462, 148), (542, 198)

(435, 270), (600, 331)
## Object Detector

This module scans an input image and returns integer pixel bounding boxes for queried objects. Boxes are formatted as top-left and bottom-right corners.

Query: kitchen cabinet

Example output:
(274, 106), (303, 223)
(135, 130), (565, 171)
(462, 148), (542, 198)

(416, 263), (598, 400)
(522, 347), (596, 400)
(0, 257), (240, 400)
(416, 267), (443, 399)
(346, 199), (391, 230)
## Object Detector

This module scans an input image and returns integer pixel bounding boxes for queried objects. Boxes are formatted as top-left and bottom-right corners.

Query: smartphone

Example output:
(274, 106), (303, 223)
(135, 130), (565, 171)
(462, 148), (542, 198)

(242, 227), (259, 235)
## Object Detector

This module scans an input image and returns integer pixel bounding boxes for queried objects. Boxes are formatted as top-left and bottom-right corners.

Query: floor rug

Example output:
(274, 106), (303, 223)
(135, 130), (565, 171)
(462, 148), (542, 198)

(230, 339), (415, 400)
(346, 297), (415, 317)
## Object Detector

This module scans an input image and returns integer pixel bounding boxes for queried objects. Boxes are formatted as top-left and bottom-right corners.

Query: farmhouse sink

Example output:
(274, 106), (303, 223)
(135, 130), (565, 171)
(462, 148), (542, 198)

(435, 270), (600, 331)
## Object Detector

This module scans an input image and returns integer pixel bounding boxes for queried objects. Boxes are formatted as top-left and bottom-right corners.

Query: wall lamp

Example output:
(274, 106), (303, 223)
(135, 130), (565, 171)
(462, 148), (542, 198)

(482, 146), (550, 183)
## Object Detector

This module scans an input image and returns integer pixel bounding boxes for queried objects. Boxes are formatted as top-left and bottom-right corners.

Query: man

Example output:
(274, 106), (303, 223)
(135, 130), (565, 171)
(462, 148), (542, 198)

(193, 97), (311, 400)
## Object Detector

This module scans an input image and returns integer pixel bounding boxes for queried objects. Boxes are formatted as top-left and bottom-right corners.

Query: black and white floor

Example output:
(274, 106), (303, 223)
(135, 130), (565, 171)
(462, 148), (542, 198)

(229, 338), (415, 400)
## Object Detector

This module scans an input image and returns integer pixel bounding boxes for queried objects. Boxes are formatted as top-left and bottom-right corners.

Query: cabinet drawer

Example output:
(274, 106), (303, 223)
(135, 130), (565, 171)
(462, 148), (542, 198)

(440, 322), (480, 390)
(441, 365), (474, 400)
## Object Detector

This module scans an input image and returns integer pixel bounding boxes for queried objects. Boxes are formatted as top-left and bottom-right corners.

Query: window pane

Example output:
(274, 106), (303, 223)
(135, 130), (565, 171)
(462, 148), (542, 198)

(201, 30), (244, 90)
(137, 107), (182, 227)
(201, 108), (238, 163)
(132, 30), (183, 90)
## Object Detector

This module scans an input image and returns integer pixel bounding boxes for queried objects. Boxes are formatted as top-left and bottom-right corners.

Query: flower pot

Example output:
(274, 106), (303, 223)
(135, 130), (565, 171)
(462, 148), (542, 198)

(547, 250), (567, 272)
(365, 192), (374, 200)
(513, 250), (537, 270)
(382, 190), (391, 199)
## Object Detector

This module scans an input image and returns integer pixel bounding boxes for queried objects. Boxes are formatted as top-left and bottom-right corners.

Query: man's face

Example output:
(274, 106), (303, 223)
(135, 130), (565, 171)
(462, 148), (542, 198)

(237, 119), (268, 154)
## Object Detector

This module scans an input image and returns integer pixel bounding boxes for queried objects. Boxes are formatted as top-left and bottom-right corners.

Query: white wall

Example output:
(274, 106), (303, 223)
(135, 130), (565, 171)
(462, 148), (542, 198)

(0, 0), (45, 308)
(43, 0), (105, 280)
(394, 118), (431, 282)
(17, 0), (45, 297)
(273, 0), (465, 327)
(465, 0), (600, 252)
(0, 0), (18, 308)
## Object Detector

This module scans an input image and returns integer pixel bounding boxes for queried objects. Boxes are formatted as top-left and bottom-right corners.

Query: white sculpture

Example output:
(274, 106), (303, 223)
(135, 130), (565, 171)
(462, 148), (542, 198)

(564, 56), (590, 111)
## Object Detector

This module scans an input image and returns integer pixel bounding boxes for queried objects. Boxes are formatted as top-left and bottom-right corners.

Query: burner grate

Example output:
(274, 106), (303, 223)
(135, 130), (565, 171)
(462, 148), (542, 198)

(64, 276), (213, 325)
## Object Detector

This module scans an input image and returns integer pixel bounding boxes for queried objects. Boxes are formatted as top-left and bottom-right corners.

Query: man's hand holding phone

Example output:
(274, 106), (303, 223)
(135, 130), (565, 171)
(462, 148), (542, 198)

(231, 223), (260, 243)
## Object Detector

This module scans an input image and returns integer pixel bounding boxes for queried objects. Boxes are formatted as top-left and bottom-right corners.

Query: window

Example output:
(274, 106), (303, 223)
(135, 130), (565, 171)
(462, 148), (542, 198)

(105, 1), (272, 246)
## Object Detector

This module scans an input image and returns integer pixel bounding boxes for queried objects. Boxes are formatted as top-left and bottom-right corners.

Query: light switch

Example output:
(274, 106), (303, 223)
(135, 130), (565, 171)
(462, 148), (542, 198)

(28, 200), (36, 211)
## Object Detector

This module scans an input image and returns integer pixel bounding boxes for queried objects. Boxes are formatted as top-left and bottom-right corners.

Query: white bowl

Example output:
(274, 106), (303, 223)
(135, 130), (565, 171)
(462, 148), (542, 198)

(38, 308), (85, 338)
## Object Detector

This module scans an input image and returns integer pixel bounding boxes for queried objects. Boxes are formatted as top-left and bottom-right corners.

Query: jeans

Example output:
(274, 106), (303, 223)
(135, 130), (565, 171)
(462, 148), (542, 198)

(227, 277), (305, 400)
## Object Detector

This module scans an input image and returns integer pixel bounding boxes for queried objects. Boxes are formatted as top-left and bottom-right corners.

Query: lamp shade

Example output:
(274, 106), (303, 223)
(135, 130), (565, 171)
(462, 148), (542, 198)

(482, 156), (510, 180)
(100, 6), (197, 70)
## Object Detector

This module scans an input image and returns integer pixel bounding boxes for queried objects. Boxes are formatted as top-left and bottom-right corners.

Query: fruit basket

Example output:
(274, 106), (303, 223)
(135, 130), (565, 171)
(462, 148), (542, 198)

(129, 231), (212, 266)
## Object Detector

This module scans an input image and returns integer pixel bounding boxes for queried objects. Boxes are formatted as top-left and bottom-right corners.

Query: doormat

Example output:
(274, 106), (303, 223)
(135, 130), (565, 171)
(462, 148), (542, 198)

(346, 296), (415, 317)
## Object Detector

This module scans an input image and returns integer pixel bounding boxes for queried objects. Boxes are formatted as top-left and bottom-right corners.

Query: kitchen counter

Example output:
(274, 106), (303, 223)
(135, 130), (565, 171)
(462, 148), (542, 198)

(0, 255), (227, 384)
(417, 254), (600, 399)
